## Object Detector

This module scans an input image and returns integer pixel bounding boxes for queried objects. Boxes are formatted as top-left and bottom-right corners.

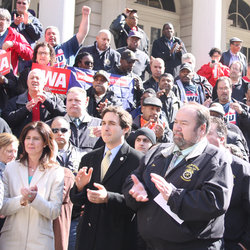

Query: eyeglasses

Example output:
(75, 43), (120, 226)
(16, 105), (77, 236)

(84, 61), (93, 66)
(232, 43), (242, 47)
(37, 51), (50, 56)
(52, 128), (69, 134)
(17, 1), (27, 5)
(128, 17), (139, 20)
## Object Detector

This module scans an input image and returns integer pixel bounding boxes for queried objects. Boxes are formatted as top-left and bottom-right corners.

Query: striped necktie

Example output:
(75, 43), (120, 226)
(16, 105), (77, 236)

(101, 150), (111, 181)
(73, 118), (81, 128)
(164, 151), (182, 177)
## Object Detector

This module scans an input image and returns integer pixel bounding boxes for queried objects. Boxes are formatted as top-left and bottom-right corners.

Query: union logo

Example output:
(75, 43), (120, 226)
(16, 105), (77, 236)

(181, 164), (199, 182)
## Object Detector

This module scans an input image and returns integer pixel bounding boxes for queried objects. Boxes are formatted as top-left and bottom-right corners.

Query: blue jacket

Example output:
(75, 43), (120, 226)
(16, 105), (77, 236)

(78, 42), (120, 71)
(220, 50), (247, 76)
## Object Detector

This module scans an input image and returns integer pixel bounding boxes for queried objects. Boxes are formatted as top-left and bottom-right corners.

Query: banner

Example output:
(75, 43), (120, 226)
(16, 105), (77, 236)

(68, 67), (135, 110)
(31, 63), (71, 94)
(0, 51), (11, 75)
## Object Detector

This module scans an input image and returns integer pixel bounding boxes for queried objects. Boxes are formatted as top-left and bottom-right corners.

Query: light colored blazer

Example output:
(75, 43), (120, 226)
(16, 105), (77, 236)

(0, 160), (64, 250)
(0, 178), (3, 209)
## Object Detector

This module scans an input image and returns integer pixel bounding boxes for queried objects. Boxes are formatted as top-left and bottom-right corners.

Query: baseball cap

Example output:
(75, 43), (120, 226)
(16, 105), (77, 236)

(230, 37), (243, 43)
(128, 30), (142, 39)
(180, 63), (193, 72)
(93, 70), (110, 82)
(209, 103), (225, 117)
(121, 49), (138, 62)
(143, 96), (162, 108)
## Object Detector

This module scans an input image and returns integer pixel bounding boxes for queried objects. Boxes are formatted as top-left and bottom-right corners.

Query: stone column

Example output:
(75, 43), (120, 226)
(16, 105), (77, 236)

(191, 0), (222, 70)
(101, 0), (126, 47)
(39, 0), (76, 43)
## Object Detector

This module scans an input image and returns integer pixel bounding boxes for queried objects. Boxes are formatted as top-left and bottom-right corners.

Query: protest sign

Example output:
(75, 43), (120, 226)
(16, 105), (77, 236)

(0, 51), (11, 75)
(31, 63), (71, 94)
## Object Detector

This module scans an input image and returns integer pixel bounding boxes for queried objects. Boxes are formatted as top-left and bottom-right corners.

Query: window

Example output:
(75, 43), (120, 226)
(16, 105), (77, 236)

(135, 0), (175, 12)
(150, 27), (161, 45)
(228, 0), (250, 30)
(0, 0), (14, 12)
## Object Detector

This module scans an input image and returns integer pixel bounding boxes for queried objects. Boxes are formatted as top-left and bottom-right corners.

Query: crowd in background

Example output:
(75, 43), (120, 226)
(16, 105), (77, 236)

(0, 1), (249, 250)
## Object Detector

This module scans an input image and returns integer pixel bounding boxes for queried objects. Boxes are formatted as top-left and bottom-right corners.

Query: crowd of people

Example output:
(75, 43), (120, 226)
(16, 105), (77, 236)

(0, 2), (249, 250)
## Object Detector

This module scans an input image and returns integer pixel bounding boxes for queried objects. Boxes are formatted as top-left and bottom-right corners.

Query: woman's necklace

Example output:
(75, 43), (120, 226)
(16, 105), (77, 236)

(29, 166), (36, 172)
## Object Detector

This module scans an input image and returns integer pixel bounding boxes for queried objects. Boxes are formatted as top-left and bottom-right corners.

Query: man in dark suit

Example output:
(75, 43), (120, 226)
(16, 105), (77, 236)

(220, 37), (247, 76)
(151, 23), (187, 75)
(70, 106), (143, 250)
(206, 117), (250, 250)
(123, 102), (233, 250)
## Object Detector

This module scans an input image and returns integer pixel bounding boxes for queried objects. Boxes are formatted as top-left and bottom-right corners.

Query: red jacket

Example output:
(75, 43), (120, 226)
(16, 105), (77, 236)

(197, 62), (230, 87)
(4, 27), (33, 75)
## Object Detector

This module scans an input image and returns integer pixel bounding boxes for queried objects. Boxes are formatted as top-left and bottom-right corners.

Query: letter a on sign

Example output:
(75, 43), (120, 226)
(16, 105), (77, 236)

(55, 73), (66, 88)
(31, 63), (71, 94)
(0, 51), (11, 75)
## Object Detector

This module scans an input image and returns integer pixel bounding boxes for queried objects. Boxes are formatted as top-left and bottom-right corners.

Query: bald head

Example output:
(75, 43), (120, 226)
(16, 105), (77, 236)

(150, 58), (165, 80)
(96, 29), (111, 51)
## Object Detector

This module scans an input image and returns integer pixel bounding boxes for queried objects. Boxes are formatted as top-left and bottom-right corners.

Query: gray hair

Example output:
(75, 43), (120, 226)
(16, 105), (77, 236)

(97, 29), (111, 38)
(182, 53), (196, 66)
(230, 61), (243, 73)
(45, 26), (59, 35)
(0, 8), (11, 26)
(27, 68), (46, 87)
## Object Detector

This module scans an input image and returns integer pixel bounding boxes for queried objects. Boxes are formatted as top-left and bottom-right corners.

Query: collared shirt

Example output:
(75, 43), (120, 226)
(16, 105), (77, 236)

(229, 50), (240, 66)
(165, 37), (175, 49)
(104, 143), (123, 164)
(95, 93), (105, 104)
(0, 29), (8, 49)
(58, 148), (67, 163)
(96, 43), (107, 55)
(0, 29), (7, 37)
(69, 114), (85, 124)
(162, 138), (208, 163)
(172, 143), (198, 167)
(0, 161), (5, 179)
(28, 93), (41, 121)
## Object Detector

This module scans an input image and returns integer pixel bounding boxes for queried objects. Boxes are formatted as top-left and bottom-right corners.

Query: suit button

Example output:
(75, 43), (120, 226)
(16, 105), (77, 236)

(88, 222), (91, 227)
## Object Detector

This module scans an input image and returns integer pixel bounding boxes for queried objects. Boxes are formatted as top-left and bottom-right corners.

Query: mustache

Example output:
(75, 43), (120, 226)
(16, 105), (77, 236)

(173, 131), (183, 136)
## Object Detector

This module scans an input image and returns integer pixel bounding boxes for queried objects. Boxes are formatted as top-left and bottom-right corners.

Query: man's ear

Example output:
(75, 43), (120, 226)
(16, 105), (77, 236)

(123, 126), (130, 136)
(220, 136), (226, 145)
(85, 97), (89, 107)
(200, 123), (206, 136)
(150, 56), (155, 65)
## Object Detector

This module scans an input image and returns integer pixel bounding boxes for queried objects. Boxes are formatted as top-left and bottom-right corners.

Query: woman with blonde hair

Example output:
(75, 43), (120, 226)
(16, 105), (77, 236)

(0, 133), (19, 210)
(0, 121), (64, 250)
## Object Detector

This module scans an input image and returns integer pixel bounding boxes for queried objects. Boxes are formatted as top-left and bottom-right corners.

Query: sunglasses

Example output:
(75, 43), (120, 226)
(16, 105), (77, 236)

(84, 61), (93, 66)
(17, 1), (27, 5)
(52, 128), (69, 134)
(37, 51), (50, 56)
